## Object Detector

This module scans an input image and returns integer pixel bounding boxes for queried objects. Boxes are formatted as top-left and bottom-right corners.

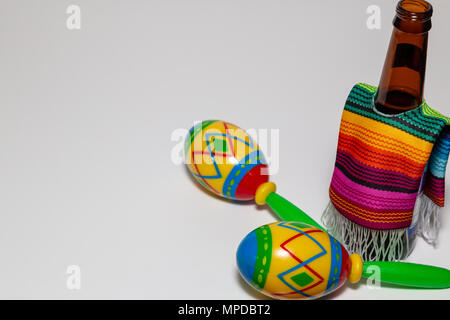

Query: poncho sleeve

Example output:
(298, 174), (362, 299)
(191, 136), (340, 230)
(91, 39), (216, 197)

(423, 125), (450, 207)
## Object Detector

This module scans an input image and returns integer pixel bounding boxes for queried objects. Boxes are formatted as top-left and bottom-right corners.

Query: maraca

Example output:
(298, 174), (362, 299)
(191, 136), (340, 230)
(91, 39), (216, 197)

(184, 120), (323, 229)
(237, 221), (450, 300)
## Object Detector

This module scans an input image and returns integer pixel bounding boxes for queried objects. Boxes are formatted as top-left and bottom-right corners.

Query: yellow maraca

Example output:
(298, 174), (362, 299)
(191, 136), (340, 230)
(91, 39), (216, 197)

(185, 120), (321, 227)
(237, 221), (450, 300)
(237, 221), (357, 299)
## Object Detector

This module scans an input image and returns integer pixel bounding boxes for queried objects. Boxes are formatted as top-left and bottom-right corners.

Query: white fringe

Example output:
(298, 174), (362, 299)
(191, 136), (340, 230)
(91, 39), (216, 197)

(322, 194), (442, 261)
(322, 202), (409, 261)
(414, 193), (441, 246)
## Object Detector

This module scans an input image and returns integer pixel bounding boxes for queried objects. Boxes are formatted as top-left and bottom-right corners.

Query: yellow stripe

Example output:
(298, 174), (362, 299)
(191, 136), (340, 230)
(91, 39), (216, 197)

(341, 121), (431, 157)
(422, 102), (450, 125)
(340, 123), (431, 163)
(356, 83), (377, 93)
(342, 110), (434, 154)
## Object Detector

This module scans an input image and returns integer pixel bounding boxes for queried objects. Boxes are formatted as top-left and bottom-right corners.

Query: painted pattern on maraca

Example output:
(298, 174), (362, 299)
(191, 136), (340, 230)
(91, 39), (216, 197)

(185, 120), (268, 200)
(237, 221), (350, 299)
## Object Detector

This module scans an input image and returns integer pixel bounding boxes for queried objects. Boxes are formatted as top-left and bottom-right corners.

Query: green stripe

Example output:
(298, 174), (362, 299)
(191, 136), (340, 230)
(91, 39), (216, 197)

(422, 103), (450, 125)
(184, 120), (218, 156)
(356, 83), (377, 93)
(353, 83), (449, 125)
(346, 83), (449, 142)
(344, 104), (435, 142)
(402, 110), (444, 133)
(347, 91), (444, 138)
(252, 225), (272, 290)
(406, 108), (446, 127)
(347, 93), (372, 108)
(352, 85), (376, 99)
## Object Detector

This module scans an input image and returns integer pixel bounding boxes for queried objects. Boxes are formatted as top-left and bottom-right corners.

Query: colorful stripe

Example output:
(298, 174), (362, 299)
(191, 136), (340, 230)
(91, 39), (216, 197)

(423, 126), (450, 206)
(330, 83), (449, 230)
(326, 235), (342, 293)
(184, 120), (218, 156)
(252, 225), (272, 290)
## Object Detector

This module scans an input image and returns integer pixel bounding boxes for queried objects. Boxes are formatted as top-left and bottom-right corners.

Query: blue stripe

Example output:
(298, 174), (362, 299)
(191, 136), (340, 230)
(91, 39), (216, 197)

(325, 234), (342, 293)
(429, 130), (450, 178)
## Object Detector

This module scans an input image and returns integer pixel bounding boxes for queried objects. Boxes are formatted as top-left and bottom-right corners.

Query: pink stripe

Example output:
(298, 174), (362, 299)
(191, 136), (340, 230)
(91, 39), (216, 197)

(331, 185), (412, 215)
(332, 167), (417, 204)
(426, 181), (445, 192)
(331, 175), (415, 211)
(330, 168), (416, 229)
(331, 172), (412, 203)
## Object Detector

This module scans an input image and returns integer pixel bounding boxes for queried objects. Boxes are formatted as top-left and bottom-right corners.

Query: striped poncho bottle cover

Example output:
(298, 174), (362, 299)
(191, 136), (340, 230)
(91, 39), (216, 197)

(322, 83), (450, 261)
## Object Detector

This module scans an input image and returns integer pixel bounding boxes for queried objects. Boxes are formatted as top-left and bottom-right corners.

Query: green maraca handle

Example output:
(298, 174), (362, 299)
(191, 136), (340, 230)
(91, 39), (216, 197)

(363, 261), (450, 289)
(265, 192), (326, 231)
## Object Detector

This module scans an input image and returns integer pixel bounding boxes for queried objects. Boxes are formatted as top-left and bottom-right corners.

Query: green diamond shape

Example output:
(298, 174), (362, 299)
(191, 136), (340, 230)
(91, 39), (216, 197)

(290, 272), (314, 287)
(213, 138), (227, 152)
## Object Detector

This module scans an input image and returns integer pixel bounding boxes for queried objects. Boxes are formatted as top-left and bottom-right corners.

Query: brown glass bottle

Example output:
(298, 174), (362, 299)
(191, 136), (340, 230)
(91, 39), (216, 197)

(374, 0), (433, 115)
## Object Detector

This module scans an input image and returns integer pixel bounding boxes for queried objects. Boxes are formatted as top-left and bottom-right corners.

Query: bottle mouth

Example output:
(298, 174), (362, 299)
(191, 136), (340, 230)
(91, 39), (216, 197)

(397, 0), (433, 22)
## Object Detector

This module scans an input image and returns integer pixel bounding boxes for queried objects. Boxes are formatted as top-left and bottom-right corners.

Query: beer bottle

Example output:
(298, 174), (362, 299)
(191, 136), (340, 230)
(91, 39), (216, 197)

(372, 0), (433, 259)
(374, 0), (432, 115)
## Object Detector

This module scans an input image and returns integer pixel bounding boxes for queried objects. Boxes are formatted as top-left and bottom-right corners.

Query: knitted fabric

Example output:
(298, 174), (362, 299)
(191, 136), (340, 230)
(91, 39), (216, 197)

(322, 83), (449, 260)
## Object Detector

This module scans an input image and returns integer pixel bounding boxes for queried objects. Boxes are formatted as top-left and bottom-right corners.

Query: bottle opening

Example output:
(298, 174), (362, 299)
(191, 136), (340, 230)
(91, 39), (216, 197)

(401, 0), (430, 12)
(397, 0), (433, 21)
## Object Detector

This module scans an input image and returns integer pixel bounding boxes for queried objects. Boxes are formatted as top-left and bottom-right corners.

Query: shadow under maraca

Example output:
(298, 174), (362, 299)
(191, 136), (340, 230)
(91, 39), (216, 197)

(320, 282), (363, 300)
(254, 202), (281, 220)
(365, 281), (440, 291)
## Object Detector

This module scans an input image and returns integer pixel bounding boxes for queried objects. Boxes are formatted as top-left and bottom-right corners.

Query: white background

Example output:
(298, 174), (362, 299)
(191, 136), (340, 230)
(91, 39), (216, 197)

(0, 0), (449, 299)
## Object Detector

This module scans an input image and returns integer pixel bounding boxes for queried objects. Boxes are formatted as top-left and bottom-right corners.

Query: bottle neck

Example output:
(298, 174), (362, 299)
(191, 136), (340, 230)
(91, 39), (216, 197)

(374, 0), (432, 115)
(374, 28), (428, 115)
